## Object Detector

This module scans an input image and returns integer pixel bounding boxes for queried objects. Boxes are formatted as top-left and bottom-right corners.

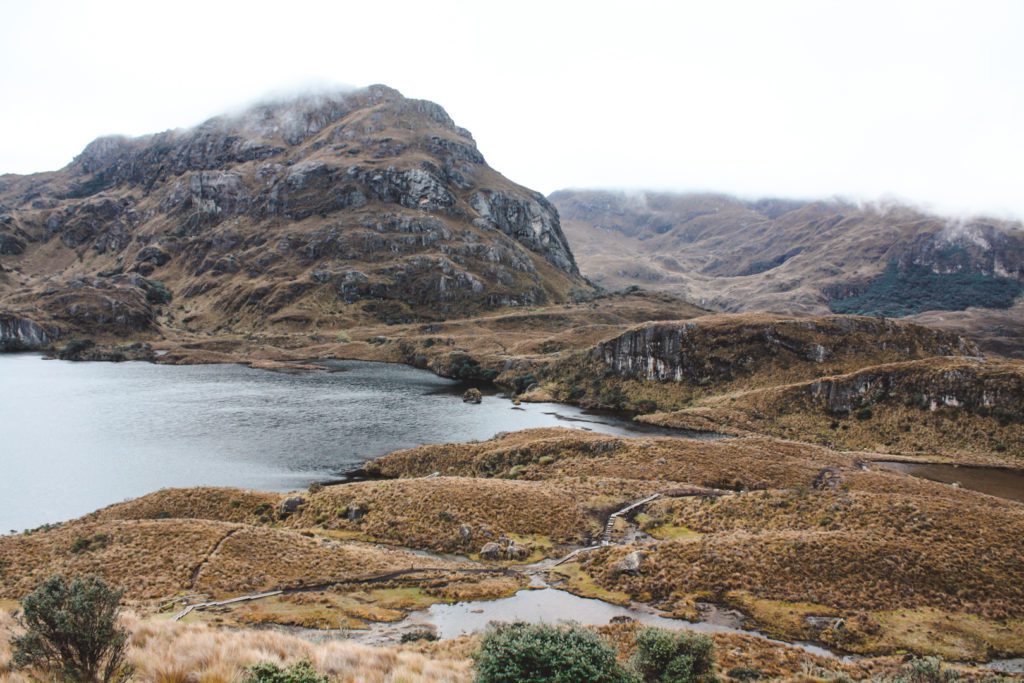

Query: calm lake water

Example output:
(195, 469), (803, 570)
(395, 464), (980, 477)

(0, 354), (683, 533)
(874, 461), (1024, 503)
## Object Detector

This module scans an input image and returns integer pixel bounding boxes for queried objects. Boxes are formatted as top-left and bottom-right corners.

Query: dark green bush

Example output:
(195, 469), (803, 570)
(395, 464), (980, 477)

(243, 660), (328, 683)
(473, 622), (635, 683)
(70, 533), (111, 554)
(12, 574), (131, 682)
(142, 278), (172, 305)
(828, 261), (1022, 317)
(631, 627), (717, 683)
(726, 667), (764, 681)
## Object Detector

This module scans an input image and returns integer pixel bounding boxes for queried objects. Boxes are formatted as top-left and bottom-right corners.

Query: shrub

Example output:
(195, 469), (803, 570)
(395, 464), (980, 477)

(473, 622), (636, 683)
(12, 574), (131, 682)
(885, 656), (959, 683)
(244, 660), (329, 683)
(726, 667), (764, 681)
(631, 627), (717, 683)
(855, 407), (873, 421)
(142, 278), (173, 305)
(635, 400), (659, 415)
(70, 533), (111, 554)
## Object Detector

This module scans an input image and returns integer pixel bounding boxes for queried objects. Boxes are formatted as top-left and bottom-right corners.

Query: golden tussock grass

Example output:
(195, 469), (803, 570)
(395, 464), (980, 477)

(88, 487), (280, 524)
(646, 356), (1024, 467)
(1, 610), (471, 683)
(371, 428), (856, 491)
(0, 518), (477, 601)
(286, 475), (654, 553)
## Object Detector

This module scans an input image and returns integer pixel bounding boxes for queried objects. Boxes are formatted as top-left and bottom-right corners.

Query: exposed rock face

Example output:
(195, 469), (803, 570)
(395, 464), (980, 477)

(594, 316), (978, 384)
(0, 85), (588, 340)
(0, 313), (56, 351)
(807, 359), (1024, 418)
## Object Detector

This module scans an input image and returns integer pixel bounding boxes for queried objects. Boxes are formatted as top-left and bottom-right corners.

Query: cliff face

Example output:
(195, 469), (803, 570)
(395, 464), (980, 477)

(0, 86), (587, 343)
(592, 315), (978, 385)
(806, 358), (1024, 419)
(0, 313), (56, 351)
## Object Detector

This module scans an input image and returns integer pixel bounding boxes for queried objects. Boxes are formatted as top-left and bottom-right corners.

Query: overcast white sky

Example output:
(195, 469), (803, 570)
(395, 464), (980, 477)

(1, 0), (1022, 217)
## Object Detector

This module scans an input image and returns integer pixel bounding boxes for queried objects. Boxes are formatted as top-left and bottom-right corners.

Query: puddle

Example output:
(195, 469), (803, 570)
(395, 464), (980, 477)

(351, 587), (841, 659)
(874, 461), (1024, 503)
(984, 658), (1024, 674)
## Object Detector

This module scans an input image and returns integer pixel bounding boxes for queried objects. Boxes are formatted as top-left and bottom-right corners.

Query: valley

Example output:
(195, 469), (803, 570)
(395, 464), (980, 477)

(1, 86), (1022, 682)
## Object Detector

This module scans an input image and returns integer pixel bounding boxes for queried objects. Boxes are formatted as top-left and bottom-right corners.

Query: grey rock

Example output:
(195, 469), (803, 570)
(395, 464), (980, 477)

(462, 387), (483, 404)
(470, 190), (578, 275)
(479, 542), (503, 561)
(279, 496), (306, 515)
(346, 503), (367, 522)
(613, 550), (645, 576)
(0, 314), (57, 351)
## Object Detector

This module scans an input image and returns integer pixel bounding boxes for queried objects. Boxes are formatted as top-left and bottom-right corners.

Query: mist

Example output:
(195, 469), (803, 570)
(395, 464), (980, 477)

(1, 0), (1021, 219)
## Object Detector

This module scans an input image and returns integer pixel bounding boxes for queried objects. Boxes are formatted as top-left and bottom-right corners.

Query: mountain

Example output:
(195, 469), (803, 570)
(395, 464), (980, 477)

(0, 85), (588, 350)
(550, 189), (1024, 356)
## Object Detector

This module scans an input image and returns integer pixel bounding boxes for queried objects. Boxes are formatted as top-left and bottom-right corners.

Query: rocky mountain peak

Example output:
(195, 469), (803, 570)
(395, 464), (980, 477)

(0, 86), (586, 346)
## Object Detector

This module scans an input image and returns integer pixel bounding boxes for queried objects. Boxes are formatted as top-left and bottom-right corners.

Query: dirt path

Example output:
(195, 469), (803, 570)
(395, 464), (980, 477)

(189, 526), (241, 589)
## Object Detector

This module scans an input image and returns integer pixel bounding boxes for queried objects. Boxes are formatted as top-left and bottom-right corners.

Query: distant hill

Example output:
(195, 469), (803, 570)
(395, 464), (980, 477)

(0, 86), (589, 349)
(551, 189), (1024, 356)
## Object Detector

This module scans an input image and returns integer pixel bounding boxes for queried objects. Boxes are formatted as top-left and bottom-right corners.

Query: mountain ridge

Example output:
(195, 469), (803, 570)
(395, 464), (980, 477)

(0, 85), (588, 348)
(550, 188), (1024, 356)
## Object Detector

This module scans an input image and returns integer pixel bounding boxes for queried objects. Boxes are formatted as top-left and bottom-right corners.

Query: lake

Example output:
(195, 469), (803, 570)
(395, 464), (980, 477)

(0, 354), (687, 533)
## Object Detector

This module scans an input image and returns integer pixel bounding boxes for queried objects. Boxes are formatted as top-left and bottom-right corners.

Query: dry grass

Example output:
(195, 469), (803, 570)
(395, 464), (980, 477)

(149, 290), (706, 392)
(575, 473), (1024, 659)
(0, 610), (472, 683)
(371, 428), (857, 491)
(286, 475), (660, 553)
(88, 487), (280, 524)
(645, 356), (1024, 467)
(0, 518), (477, 601)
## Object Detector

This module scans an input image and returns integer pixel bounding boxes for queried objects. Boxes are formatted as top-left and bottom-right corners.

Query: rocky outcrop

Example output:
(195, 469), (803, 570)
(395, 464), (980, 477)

(55, 339), (154, 362)
(0, 85), (588, 336)
(471, 190), (578, 275)
(806, 358), (1024, 419)
(0, 313), (57, 351)
(594, 316), (978, 384)
(479, 537), (530, 561)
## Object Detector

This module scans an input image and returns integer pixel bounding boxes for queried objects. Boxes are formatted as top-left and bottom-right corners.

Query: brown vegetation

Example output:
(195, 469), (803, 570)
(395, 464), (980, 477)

(643, 356), (1024, 467)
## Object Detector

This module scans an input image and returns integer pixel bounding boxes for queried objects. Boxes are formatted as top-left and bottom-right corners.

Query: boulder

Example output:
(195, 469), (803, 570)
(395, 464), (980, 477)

(462, 387), (483, 404)
(613, 550), (646, 576)
(279, 496), (306, 516)
(479, 538), (530, 561)
(479, 542), (503, 561)
(345, 503), (367, 522)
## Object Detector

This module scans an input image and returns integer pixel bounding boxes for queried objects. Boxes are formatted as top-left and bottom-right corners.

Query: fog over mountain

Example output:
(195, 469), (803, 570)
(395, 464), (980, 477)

(2, 0), (1022, 217)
